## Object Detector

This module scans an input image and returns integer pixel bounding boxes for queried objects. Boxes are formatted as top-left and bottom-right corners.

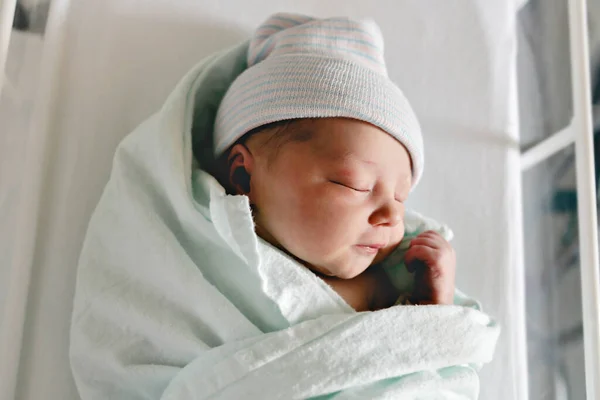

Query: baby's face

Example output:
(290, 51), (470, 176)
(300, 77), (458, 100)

(244, 118), (412, 279)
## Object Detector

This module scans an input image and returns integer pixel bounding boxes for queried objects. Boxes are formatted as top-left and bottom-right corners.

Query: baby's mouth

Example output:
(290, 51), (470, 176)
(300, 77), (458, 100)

(354, 244), (385, 255)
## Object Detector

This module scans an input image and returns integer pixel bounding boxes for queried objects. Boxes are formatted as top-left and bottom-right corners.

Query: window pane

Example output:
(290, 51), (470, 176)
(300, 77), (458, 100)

(523, 144), (587, 400)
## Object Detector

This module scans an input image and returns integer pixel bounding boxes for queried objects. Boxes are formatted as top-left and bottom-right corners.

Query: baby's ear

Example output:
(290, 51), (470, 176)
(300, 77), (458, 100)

(227, 144), (254, 195)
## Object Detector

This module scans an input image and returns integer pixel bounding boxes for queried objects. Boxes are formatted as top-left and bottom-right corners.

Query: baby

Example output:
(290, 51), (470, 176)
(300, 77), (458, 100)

(212, 13), (456, 311)
(69, 13), (498, 400)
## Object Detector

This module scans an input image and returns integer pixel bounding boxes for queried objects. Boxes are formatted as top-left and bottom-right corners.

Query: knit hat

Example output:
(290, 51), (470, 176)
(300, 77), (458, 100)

(214, 13), (424, 186)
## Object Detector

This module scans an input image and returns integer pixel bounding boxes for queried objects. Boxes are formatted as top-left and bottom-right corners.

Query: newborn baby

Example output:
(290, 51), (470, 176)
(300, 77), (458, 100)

(213, 13), (456, 311)
(69, 13), (498, 400)
(216, 117), (455, 311)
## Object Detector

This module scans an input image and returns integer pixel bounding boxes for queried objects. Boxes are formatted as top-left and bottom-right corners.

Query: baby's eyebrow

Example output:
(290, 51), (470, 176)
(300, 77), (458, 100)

(334, 151), (376, 168)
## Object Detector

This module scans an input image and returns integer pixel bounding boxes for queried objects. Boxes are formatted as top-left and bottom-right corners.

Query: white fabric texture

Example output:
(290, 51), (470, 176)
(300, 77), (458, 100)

(3, 2), (526, 399)
(69, 44), (500, 399)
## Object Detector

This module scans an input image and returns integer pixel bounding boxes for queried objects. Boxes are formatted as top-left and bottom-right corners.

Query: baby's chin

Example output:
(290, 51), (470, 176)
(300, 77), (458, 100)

(333, 269), (367, 280)
(320, 259), (373, 280)
(312, 249), (394, 279)
(329, 248), (395, 279)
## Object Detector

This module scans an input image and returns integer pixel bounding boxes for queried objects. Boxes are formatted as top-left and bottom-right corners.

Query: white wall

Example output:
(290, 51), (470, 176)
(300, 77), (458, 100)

(0, 30), (43, 340)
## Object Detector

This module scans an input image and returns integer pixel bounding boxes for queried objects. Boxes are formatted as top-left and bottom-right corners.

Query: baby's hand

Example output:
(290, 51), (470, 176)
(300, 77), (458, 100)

(404, 231), (456, 305)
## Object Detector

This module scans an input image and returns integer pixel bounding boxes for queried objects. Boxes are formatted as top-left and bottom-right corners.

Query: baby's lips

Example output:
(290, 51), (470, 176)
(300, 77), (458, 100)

(371, 243), (397, 264)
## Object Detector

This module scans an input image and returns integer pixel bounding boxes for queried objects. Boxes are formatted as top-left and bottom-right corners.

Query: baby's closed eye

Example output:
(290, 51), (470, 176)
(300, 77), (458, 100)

(329, 180), (371, 193)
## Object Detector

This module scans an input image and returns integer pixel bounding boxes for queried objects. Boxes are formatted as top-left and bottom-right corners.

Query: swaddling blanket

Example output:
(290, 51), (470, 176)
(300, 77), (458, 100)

(70, 41), (500, 399)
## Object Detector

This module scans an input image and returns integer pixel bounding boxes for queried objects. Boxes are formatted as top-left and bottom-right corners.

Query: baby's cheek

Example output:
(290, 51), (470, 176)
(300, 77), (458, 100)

(393, 223), (406, 243)
(372, 224), (405, 264)
(296, 198), (352, 249)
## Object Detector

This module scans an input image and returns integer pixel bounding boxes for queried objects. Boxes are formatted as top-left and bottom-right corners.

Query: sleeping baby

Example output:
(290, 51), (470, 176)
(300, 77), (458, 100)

(211, 13), (456, 311)
(70, 11), (499, 400)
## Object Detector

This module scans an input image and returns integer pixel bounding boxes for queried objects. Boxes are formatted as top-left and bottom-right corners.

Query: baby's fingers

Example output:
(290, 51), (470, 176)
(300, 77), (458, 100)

(409, 236), (441, 250)
(404, 245), (437, 272)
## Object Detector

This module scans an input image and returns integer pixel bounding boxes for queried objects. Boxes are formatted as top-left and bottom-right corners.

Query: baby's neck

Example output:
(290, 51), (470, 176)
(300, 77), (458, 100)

(320, 265), (399, 312)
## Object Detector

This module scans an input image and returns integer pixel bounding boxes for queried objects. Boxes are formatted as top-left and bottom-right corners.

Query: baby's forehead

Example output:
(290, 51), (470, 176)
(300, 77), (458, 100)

(251, 118), (412, 178)
(305, 127), (410, 174)
(303, 119), (406, 154)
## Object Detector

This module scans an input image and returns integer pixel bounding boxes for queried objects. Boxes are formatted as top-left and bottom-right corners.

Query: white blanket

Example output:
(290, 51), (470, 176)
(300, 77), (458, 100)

(70, 41), (500, 400)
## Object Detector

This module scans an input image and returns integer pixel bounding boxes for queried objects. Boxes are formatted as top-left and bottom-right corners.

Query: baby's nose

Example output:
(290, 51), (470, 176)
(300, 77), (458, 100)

(369, 200), (402, 227)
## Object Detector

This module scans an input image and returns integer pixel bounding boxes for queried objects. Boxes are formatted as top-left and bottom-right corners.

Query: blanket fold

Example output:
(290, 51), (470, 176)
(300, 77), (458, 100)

(70, 41), (499, 400)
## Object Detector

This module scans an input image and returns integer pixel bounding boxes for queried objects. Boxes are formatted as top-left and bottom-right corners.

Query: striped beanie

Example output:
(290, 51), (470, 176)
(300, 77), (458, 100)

(214, 13), (424, 186)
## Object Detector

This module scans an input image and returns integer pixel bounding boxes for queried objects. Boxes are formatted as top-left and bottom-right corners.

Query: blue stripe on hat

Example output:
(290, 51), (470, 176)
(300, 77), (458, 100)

(250, 36), (278, 65)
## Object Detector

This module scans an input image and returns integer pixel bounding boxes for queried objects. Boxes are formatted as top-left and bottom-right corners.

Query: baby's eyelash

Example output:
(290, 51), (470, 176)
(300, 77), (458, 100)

(330, 180), (370, 193)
